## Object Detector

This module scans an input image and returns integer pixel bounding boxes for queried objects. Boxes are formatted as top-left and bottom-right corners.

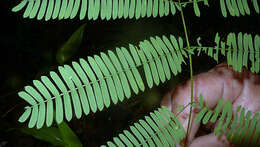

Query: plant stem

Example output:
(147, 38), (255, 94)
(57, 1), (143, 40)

(177, 0), (194, 146)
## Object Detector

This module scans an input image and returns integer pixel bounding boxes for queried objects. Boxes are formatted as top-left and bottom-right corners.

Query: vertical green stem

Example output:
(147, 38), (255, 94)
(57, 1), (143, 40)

(177, 0), (194, 146)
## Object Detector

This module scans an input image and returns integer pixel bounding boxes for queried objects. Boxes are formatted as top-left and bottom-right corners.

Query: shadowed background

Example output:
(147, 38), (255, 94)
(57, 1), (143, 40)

(1, 1), (259, 146)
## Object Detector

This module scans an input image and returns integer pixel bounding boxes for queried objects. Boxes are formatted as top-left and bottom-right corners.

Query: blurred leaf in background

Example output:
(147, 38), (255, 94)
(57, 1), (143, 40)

(56, 23), (86, 64)
(20, 127), (64, 146)
(58, 121), (82, 147)
(19, 121), (82, 147)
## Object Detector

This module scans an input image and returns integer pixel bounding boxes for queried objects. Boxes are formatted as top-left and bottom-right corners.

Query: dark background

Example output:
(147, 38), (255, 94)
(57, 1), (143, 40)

(1, 1), (259, 146)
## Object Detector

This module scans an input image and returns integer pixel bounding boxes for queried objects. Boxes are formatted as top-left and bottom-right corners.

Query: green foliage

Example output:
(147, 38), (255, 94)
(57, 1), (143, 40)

(11, 0), (213, 20)
(20, 126), (65, 146)
(58, 121), (83, 147)
(196, 32), (260, 73)
(18, 35), (187, 129)
(220, 0), (259, 17)
(56, 23), (86, 64)
(20, 121), (82, 147)
(103, 94), (260, 146)
(11, 0), (260, 146)
(194, 94), (260, 146)
(101, 106), (186, 147)
(12, 0), (179, 20)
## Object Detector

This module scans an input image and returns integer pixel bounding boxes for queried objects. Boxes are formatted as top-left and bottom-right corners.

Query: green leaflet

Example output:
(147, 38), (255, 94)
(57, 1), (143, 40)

(220, 0), (227, 17)
(88, 57), (110, 108)
(153, 37), (171, 80)
(158, 108), (181, 143)
(159, 0), (164, 17)
(58, 0), (67, 19)
(51, 71), (73, 122)
(131, 125), (148, 147)
(139, 49), (153, 88)
(139, 119), (162, 146)
(116, 48), (139, 94)
(108, 51), (131, 99)
(123, 130), (139, 146)
(12, 0), (27, 12)
(33, 80), (54, 127)
(37, 0), (47, 20)
(29, 0), (40, 19)
(141, 0), (147, 17)
(152, 111), (173, 146)
(135, 122), (154, 146)
(76, 59), (97, 113)
(214, 33), (220, 62)
(93, 0), (100, 20)
(59, 66), (82, 119)
(161, 36), (179, 75)
(121, 47), (145, 92)
(25, 86), (46, 129)
(18, 107), (31, 123)
(71, 0), (81, 19)
(195, 107), (207, 123)
(251, 113), (260, 145)
(118, 0), (124, 19)
(69, 63), (90, 115)
(170, 35), (184, 67)
(238, 110), (251, 143)
(252, 0), (259, 14)
(237, 32), (243, 72)
(202, 110), (213, 124)
(80, 58), (104, 111)
(100, 0), (106, 19)
(80, 0), (87, 20)
(145, 39), (166, 83)
(232, 107), (245, 143)
(193, 0), (200, 17)
(52, 0), (61, 19)
(94, 55), (117, 105)
(64, 0), (74, 19)
(145, 116), (168, 146)
(118, 133), (133, 147)
(45, 0), (54, 20)
(101, 53), (125, 101)
(41, 76), (64, 124)
(254, 35), (260, 73)
(113, 137), (125, 146)
(23, 0), (34, 18)
(136, 0), (141, 19)
(236, 0), (245, 15)
(243, 112), (258, 144)
(140, 41), (160, 86)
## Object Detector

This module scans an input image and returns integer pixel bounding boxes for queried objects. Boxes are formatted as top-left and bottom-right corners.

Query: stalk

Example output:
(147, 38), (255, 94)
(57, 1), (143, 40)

(177, 0), (194, 146)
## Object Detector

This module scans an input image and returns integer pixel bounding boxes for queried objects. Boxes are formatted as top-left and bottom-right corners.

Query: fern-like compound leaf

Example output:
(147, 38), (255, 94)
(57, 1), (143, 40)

(12, 0), (187, 20)
(18, 35), (186, 128)
(194, 94), (260, 146)
(102, 107), (185, 146)
(220, 0), (259, 17)
(196, 32), (260, 73)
